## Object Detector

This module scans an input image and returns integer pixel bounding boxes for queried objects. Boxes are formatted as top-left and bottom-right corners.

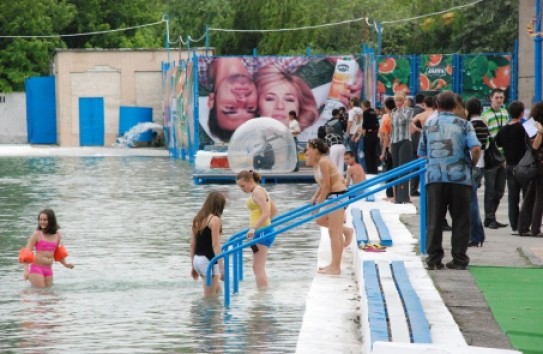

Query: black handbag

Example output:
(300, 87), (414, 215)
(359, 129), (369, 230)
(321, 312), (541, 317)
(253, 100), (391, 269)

(513, 142), (537, 186)
(484, 137), (505, 169)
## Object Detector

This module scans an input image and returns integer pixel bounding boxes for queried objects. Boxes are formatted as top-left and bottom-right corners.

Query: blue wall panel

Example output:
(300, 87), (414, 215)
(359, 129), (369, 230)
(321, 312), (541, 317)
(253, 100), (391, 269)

(25, 76), (57, 144)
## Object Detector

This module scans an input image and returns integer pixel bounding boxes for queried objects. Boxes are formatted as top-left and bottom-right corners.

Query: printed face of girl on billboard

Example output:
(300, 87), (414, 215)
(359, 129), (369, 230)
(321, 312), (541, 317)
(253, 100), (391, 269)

(255, 69), (318, 132)
(258, 81), (300, 126)
(208, 73), (258, 131)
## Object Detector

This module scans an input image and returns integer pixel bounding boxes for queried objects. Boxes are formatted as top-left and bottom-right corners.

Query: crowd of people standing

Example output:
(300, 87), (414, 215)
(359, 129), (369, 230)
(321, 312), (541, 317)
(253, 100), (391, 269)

(308, 87), (543, 271)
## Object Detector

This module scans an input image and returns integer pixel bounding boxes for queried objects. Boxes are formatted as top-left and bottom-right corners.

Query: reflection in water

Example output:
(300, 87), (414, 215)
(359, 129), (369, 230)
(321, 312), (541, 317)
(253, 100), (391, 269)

(0, 155), (320, 353)
(18, 288), (63, 353)
(190, 297), (226, 353)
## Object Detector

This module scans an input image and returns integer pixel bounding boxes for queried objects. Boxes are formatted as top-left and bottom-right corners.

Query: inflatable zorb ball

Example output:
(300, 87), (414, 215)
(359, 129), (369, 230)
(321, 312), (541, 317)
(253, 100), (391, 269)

(228, 118), (297, 173)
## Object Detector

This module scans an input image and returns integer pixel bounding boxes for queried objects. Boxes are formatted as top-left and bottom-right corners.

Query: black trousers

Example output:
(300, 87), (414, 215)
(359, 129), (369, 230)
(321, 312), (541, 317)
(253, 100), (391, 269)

(391, 139), (412, 203)
(505, 165), (525, 230)
(518, 174), (543, 235)
(363, 133), (380, 174)
(425, 183), (471, 267)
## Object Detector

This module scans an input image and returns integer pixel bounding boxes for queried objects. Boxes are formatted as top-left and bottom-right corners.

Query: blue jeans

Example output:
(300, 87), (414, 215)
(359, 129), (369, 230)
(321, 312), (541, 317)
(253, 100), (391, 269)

(470, 168), (485, 243)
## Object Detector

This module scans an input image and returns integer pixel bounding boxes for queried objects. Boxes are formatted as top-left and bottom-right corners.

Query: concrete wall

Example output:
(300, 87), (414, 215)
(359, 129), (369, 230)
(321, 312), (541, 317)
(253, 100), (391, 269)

(0, 93), (27, 144)
(519, 1), (537, 106)
(54, 49), (206, 146)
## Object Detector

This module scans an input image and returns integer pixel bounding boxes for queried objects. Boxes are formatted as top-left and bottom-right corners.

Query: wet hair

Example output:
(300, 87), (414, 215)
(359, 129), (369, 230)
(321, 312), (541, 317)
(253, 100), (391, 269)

(465, 98), (483, 120)
(208, 106), (235, 141)
(415, 93), (425, 104)
(307, 138), (329, 155)
(344, 150), (355, 158)
(255, 69), (318, 131)
(508, 101), (525, 120)
(423, 96), (434, 108)
(384, 96), (396, 111)
(192, 191), (226, 233)
(436, 90), (457, 111)
(37, 209), (60, 235)
(236, 169), (262, 183)
(530, 102), (543, 124)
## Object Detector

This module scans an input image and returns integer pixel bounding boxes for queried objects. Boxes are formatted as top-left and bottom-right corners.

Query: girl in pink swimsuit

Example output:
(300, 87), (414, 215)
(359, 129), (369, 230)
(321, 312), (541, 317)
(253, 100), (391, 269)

(22, 209), (74, 288)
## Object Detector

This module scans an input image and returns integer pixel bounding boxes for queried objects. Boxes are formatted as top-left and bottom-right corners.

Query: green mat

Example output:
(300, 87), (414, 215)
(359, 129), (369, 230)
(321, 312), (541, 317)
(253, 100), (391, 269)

(470, 266), (543, 354)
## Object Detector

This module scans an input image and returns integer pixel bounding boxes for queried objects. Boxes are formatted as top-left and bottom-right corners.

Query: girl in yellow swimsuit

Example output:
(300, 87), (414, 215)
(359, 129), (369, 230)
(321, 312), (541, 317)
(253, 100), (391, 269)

(236, 170), (278, 289)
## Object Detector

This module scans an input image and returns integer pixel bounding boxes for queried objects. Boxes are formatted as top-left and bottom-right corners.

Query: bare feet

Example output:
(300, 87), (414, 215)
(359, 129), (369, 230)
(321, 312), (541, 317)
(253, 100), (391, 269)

(343, 227), (353, 248)
(318, 264), (331, 271)
(318, 267), (341, 275)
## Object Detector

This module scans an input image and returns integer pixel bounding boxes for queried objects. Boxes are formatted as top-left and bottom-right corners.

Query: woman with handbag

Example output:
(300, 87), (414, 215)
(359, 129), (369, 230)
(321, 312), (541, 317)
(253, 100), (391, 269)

(518, 103), (543, 237)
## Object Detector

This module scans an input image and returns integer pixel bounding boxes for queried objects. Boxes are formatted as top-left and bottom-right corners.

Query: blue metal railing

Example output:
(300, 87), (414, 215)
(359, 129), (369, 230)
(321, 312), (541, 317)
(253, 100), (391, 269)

(206, 158), (427, 307)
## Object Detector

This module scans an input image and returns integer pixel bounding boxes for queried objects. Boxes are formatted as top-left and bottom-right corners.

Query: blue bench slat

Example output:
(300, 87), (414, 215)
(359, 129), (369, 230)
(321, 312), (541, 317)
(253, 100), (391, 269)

(370, 209), (393, 246)
(363, 261), (389, 345)
(390, 261), (432, 344)
(351, 208), (368, 245)
(366, 192), (375, 202)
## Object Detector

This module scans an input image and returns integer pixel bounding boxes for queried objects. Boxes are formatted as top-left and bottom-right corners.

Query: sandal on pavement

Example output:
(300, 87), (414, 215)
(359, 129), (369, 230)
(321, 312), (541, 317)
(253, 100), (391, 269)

(361, 244), (387, 252)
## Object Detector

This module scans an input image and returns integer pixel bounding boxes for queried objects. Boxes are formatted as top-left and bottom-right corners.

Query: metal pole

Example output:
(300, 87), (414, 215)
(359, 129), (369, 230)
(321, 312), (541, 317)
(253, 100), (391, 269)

(377, 22), (383, 57)
(205, 25), (210, 56)
(535, 0), (542, 102)
(419, 167), (426, 255)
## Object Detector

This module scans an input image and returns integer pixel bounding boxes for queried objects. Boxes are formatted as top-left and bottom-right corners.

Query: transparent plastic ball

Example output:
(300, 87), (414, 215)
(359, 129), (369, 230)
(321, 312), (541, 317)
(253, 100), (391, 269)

(227, 117), (297, 173)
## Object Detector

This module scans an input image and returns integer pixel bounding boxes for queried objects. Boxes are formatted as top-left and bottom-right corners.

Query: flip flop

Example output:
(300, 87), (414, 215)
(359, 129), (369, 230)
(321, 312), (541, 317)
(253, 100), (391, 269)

(361, 244), (386, 252)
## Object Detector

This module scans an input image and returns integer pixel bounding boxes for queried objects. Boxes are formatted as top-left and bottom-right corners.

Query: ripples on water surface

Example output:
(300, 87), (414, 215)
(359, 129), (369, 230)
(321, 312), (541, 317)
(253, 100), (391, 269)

(0, 155), (320, 353)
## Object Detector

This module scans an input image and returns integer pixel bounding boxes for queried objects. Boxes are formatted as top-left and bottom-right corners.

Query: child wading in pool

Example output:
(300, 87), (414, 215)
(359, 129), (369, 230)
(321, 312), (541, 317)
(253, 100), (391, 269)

(20, 209), (74, 288)
(190, 191), (226, 298)
(236, 170), (278, 289)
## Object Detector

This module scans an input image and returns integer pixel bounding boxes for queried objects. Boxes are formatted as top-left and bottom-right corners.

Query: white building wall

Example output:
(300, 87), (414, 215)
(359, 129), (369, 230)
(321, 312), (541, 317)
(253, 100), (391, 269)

(0, 93), (27, 144)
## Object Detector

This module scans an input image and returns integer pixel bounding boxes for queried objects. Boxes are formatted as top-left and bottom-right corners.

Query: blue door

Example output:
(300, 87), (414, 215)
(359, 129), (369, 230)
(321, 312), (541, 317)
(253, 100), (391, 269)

(25, 76), (57, 144)
(79, 97), (104, 146)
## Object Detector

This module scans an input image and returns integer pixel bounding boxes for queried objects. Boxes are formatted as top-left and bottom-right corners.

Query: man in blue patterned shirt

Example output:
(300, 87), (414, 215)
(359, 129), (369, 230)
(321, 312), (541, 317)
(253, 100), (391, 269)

(418, 91), (481, 270)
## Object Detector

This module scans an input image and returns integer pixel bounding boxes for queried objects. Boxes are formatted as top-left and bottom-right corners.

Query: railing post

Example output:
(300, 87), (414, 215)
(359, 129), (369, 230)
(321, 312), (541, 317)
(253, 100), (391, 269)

(419, 165), (427, 255)
(224, 252), (231, 307)
(233, 243), (239, 294)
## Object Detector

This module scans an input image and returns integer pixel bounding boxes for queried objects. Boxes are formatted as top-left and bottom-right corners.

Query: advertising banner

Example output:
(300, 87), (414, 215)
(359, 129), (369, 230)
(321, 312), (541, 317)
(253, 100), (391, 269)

(197, 55), (364, 145)
(418, 54), (454, 95)
(462, 54), (511, 104)
(377, 56), (412, 104)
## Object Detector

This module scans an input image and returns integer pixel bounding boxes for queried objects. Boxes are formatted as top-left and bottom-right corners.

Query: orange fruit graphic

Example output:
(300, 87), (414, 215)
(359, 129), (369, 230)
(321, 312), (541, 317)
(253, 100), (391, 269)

(420, 74), (430, 91)
(427, 54), (442, 67)
(379, 57), (396, 74)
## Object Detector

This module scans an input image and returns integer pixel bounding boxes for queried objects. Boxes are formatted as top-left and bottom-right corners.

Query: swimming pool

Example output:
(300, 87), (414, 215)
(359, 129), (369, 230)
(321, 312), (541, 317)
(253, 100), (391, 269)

(0, 153), (320, 353)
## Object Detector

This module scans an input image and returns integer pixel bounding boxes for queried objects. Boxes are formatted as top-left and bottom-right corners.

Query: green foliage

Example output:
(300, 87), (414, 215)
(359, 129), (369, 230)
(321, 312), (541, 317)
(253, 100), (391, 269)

(0, 0), (521, 92)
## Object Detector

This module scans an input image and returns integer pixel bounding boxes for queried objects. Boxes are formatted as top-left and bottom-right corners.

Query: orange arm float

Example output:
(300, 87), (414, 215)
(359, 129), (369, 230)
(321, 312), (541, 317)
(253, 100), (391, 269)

(54, 245), (69, 262)
(18, 248), (34, 264)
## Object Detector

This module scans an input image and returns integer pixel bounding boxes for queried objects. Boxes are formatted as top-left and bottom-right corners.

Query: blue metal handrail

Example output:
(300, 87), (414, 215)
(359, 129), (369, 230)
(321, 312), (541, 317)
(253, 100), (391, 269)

(206, 158), (427, 307)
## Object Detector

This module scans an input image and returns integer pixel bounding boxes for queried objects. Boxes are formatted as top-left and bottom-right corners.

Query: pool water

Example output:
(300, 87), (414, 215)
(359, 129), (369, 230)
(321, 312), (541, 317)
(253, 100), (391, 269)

(0, 155), (320, 353)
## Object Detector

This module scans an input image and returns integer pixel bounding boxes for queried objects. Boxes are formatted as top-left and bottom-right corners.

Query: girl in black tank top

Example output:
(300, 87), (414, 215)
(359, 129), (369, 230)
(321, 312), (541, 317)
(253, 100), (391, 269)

(190, 191), (226, 297)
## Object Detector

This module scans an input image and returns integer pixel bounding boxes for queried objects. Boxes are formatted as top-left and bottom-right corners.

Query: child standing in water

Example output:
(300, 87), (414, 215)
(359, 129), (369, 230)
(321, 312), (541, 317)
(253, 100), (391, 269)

(236, 170), (278, 289)
(190, 191), (226, 298)
(21, 209), (74, 288)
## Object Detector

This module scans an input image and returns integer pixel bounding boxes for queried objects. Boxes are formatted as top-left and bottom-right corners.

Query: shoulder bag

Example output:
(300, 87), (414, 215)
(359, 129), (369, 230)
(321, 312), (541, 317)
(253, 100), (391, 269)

(513, 140), (537, 186)
(484, 137), (505, 169)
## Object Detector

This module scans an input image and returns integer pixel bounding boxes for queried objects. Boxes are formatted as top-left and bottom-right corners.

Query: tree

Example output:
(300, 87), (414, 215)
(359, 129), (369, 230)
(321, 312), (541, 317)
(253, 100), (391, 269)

(0, 0), (75, 91)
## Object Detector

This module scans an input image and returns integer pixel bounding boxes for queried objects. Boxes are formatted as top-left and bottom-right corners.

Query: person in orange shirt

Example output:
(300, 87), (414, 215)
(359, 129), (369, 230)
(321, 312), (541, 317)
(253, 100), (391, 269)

(379, 97), (395, 200)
